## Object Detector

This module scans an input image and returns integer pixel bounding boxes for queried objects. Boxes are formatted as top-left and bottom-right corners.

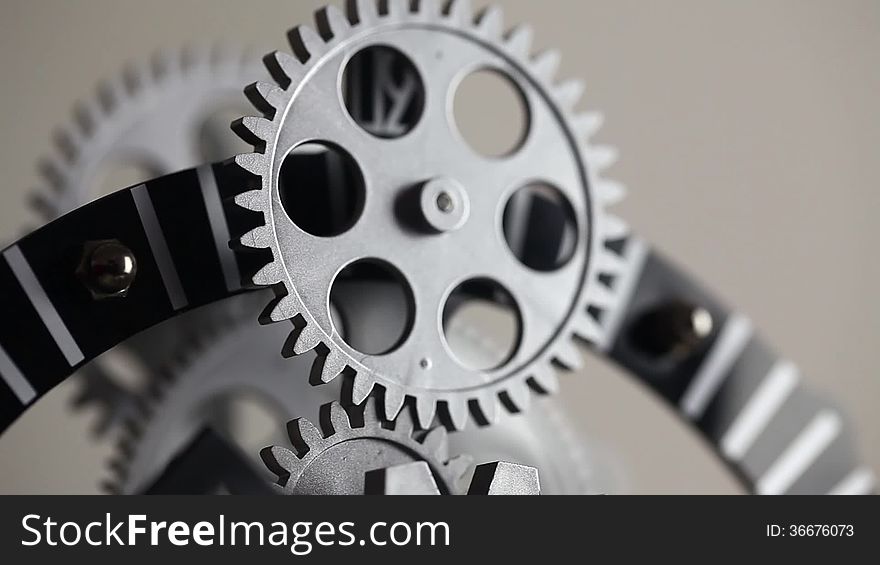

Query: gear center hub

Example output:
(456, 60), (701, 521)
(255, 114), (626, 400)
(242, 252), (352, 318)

(419, 177), (470, 233)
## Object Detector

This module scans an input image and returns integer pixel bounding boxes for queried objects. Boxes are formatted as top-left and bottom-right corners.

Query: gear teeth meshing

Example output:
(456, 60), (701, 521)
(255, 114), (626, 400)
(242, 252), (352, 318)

(383, 386), (407, 420)
(323, 401), (351, 434)
(393, 407), (416, 435)
(475, 5), (504, 39)
(531, 49), (561, 83)
(316, 5), (351, 39)
(267, 400), (471, 494)
(350, 373), (375, 405)
(421, 426), (448, 459)
(289, 25), (326, 63)
(415, 396), (437, 429)
(505, 24), (533, 58)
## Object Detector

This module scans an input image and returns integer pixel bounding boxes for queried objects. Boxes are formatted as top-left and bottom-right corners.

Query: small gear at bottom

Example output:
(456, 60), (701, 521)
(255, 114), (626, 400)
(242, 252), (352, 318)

(262, 400), (470, 495)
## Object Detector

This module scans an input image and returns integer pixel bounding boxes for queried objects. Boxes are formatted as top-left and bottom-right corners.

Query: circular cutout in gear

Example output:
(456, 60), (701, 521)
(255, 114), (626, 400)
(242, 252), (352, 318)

(233, 1), (629, 429)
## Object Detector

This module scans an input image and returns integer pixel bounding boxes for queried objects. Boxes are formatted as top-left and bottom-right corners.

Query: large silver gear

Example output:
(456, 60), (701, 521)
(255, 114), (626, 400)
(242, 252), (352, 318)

(233, 0), (630, 430)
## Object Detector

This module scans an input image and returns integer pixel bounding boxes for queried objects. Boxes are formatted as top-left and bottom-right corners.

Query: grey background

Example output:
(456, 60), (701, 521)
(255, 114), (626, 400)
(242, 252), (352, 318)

(0, 0), (877, 493)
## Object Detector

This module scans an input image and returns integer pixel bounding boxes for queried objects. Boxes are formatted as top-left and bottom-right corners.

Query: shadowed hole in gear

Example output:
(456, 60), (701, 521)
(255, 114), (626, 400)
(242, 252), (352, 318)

(278, 142), (366, 237)
(503, 182), (578, 272)
(330, 259), (415, 356)
(442, 278), (522, 371)
(342, 45), (425, 139)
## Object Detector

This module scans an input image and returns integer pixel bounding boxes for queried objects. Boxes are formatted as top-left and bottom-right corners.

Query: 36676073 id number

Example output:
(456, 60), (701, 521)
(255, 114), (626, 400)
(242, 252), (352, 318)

(766, 524), (853, 537)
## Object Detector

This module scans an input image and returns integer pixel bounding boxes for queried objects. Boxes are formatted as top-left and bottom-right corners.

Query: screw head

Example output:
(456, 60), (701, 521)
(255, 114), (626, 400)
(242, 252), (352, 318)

(77, 240), (137, 299)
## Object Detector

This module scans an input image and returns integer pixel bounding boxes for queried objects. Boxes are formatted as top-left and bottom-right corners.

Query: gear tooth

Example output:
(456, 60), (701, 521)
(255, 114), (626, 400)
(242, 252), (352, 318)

(444, 0), (473, 24)
(554, 79), (585, 111)
(292, 325), (322, 356)
(589, 280), (615, 308)
(53, 126), (79, 161)
(288, 418), (324, 454)
(529, 364), (560, 394)
(262, 444), (300, 477)
(361, 395), (382, 423)
(572, 111), (604, 139)
(531, 49), (561, 83)
(246, 81), (285, 115)
(383, 386), (406, 420)
(264, 50), (305, 88)
(554, 340), (583, 371)
(233, 116), (275, 146)
(350, 373), (375, 405)
(415, 0), (441, 19)
(384, 0), (409, 18)
(29, 189), (57, 218)
(315, 5), (351, 40)
(393, 407), (415, 435)
(444, 398), (469, 430)
(597, 249), (625, 273)
(239, 225), (272, 249)
(233, 152), (266, 177)
(314, 349), (346, 384)
(505, 24), (534, 58)
(572, 313), (603, 344)
(325, 402), (351, 435)
(501, 383), (531, 413)
(598, 179), (626, 206)
(349, 0), (380, 25)
(260, 294), (297, 323)
(251, 261), (284, 286)
(475, 5), (504, 39)
(37, 156), (65, 189)
(415, 396), (437, 429)
(234, 189), (268, 212)
(288, 25), (326, 63)
(421, 426), (449, 460)
(72, 99), (97, 136)
(588, 145), (619, 171)
(474, 393), (500, 425)
(602, 214), (629, 240)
